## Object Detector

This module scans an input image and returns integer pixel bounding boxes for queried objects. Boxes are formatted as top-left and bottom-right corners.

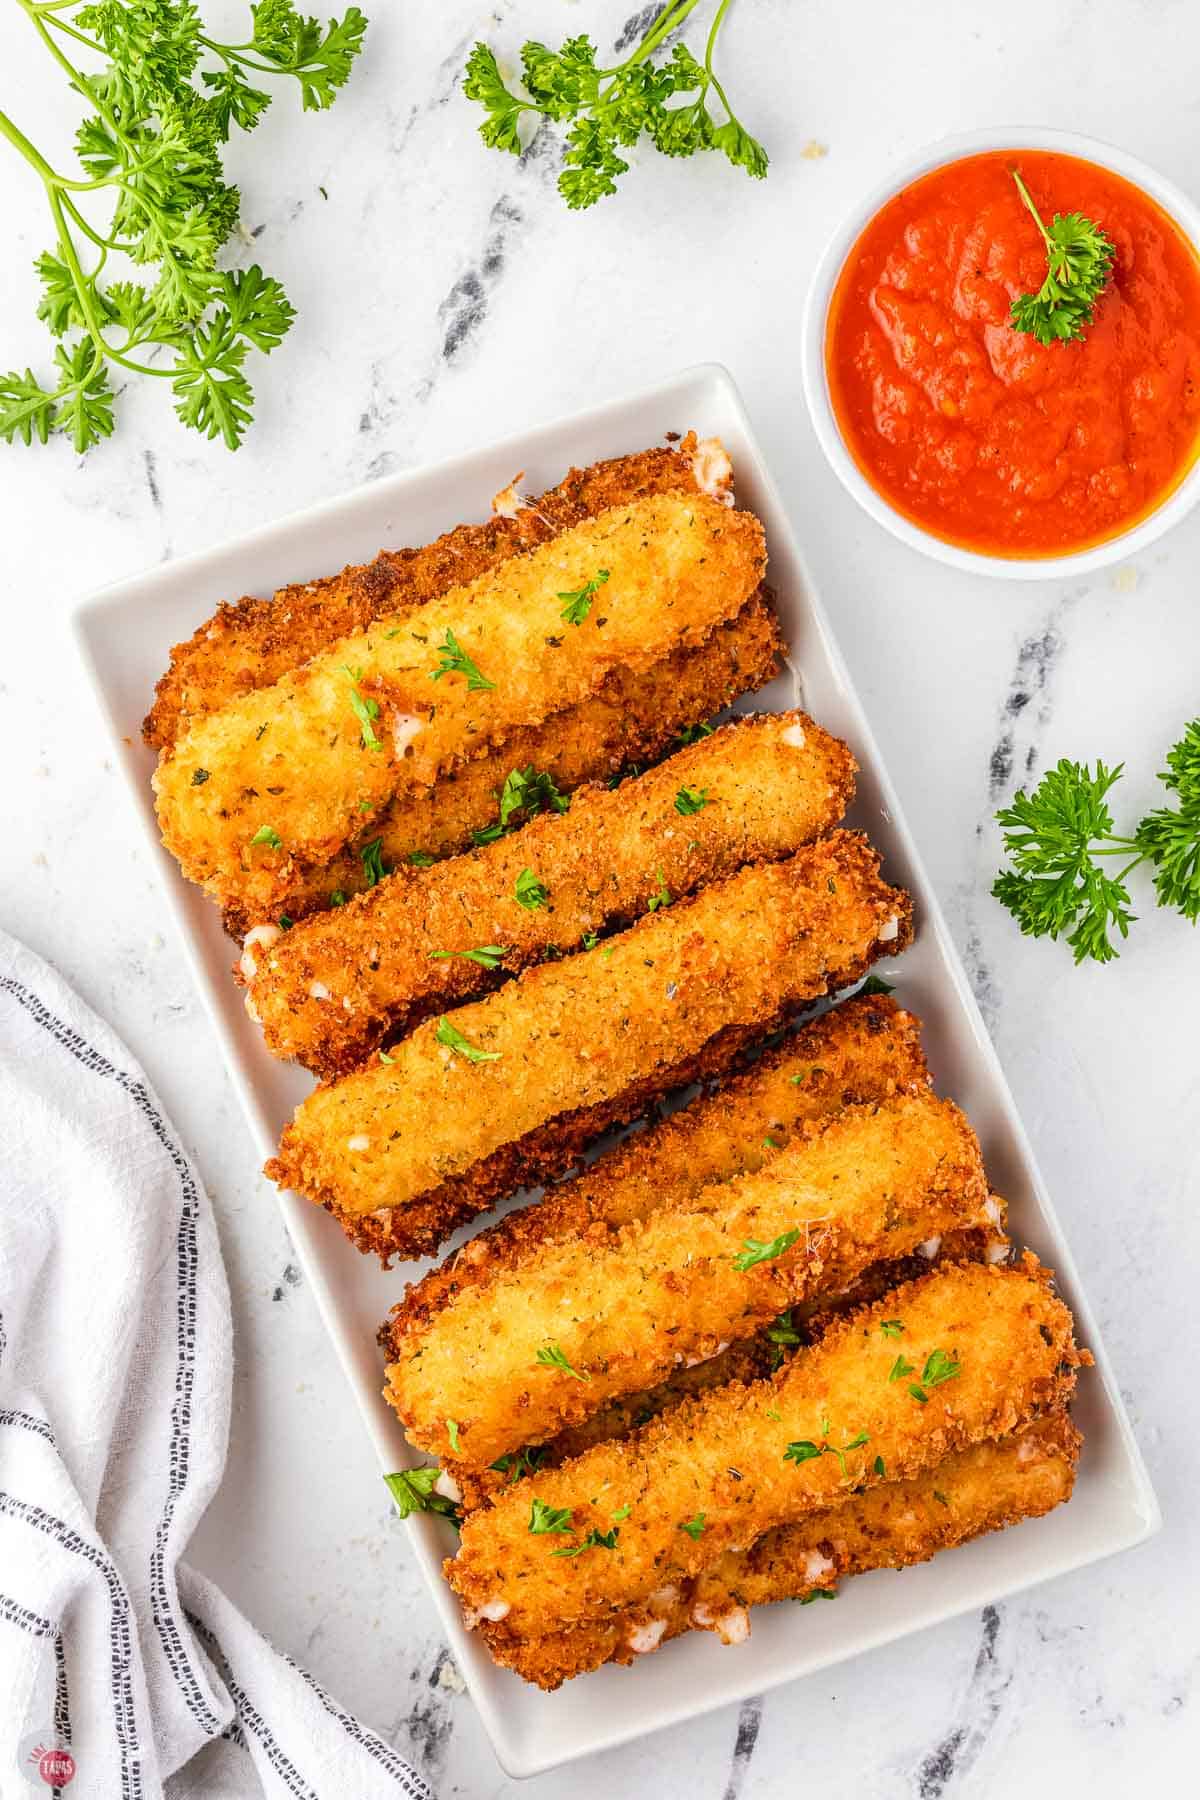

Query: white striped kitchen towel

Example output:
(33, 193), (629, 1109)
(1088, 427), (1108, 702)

(0, 930), (432, 1800)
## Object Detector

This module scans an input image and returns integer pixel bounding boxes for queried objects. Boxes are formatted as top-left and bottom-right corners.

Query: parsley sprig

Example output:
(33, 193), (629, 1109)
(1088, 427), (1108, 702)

(435, 1015), (500, 1065)
(463, 0), (767, 211)
(992, 723), (1200, 963)
(1009, 169), (1114, 346)
(0, 0), (366, 453)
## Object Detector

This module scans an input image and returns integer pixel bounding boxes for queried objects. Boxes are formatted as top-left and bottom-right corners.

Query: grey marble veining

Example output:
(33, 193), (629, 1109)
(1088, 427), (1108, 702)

(1, 1), (1197, 1794)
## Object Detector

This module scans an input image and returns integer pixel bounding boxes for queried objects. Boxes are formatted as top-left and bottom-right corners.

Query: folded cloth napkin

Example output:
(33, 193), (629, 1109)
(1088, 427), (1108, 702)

(0, 930), (432, 1800)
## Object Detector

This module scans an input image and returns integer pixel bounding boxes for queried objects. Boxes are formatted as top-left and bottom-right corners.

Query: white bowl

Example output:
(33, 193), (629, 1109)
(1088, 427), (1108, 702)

(802, 126), (1200, 580)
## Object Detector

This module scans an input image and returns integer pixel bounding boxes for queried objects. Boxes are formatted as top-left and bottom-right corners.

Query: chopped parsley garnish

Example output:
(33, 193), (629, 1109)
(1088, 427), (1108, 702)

(429, 945), (510, 969)
(611, 1503), (632, 1522)
(408, 850), (435, 868)
(908, 1348), (962, 1406)
(799, 1588), (837, 1604)
(360, 836), (387, 886)
(646, 867), (672, 911)
(490, 1445), (548, 1482)
(762, 1134), (781, 1150)
(880, 1320), (905, 1339)
(553, 1526), (618, 1558)
(502, 764), (570, 824)
(873, 1455), (886, 1477)
(888, 1355), (915, 1383)
(446, 1418), (462, 1454)
(435, 1015), (500, 1064)
(343, 665), (383, 750)
(674, 785), (710, 816)
(278, 913), (294, 930)
(767, 1310), (802, 1345)
(858, 974), (895, 996)
(558, 568), (609, 626)
(734, 1228), (800, 1272)
(678, 1513), (707, 1540)
(785, 1428), (869, 1477)
(191, 768), (210, 786)
(790, 1065), (826, 1085)
(676, 721), (714, 746)
(528, 1497), (574, 1535)
(431, 628), (495, 693)
(383, 1467), (459, 1522)
(330, 888), (348, 907)
(535, 1341), (589, 1381)
(515, 867), (550, 910)
(251, 824), (282, 849)
(581, 930), (598, 951)
(378, 1048), (395, 1065)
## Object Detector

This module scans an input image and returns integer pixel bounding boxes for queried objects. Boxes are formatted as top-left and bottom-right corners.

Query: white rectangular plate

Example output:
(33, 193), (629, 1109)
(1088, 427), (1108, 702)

(72, 364), (1159, 1779)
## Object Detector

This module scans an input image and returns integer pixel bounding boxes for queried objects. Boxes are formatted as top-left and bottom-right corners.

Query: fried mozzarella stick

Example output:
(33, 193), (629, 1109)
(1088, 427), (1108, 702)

(242, 711), (857, 1077)
(456, 1219), (1010, 1517)
(144, 437), (730, 752)
(155, 491), (767, 912)
(488, 1415), (1081, 1688)
(446, 1258), (1085, 1639)
(223, 592), (783, 935)
(384, 1091), (990, 1468)
(400, 992), (930, 1316)
(266, 831), (913, 1260)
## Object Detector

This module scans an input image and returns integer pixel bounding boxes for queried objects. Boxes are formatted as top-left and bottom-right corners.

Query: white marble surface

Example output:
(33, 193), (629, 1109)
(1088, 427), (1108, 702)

(1, 1), (1197, 1793)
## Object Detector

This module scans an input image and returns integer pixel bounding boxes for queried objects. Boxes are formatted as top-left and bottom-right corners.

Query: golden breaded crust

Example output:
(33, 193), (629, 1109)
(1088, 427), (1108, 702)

(222, 592), (784, 936)
(266, 831), (914, 1261)
(386, 992), (930, 1330)
(144, 440), (718, 751)
(457, 1224), (1009, 1515)
(486, 1415), (1081, 1687)
(384, 1091), (990, 1469)
(243, 710), (857, 1077)
(444, 1257), (1085, 1638)
(154, 492), (767, 912)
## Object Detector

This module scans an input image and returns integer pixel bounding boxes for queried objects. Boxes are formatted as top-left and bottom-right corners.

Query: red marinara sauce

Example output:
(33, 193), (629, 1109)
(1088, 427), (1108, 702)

(825, 149), (1200, 557)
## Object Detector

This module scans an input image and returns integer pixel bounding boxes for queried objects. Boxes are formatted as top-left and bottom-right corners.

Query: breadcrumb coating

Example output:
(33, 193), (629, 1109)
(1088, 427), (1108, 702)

(155, 491), (766, 913)
(222, 592), (783, 936)
(486, 1414), (1081, 1687)
(144, 439), (722, 751)
(266, 831), (913, 1260)
(242, 710), (856, 1077)
(384, 1090), (990, 1469)
(445, 1257), (1085, 1638)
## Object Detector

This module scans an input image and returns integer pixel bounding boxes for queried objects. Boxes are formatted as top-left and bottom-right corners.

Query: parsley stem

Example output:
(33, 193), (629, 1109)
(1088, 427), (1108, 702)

(704, 0), (735, 73)
(629, 0), (704, 67)
(1012, 169), (1056, 256)
(45, 187), (162, 378)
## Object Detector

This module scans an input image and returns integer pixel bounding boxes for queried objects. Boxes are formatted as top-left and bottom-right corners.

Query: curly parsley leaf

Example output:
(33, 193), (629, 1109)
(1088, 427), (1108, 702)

(674, 785), (710, 816)
(464, 1), (767, 210)
(428, 944), (509, 969)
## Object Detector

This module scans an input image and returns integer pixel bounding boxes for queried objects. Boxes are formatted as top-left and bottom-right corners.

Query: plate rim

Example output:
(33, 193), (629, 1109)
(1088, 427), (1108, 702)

(69, 359), (1161, 1778)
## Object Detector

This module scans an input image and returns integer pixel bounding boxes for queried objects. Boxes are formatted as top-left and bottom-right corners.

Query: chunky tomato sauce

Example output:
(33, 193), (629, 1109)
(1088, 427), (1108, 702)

(826, 149), (1200, 557)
